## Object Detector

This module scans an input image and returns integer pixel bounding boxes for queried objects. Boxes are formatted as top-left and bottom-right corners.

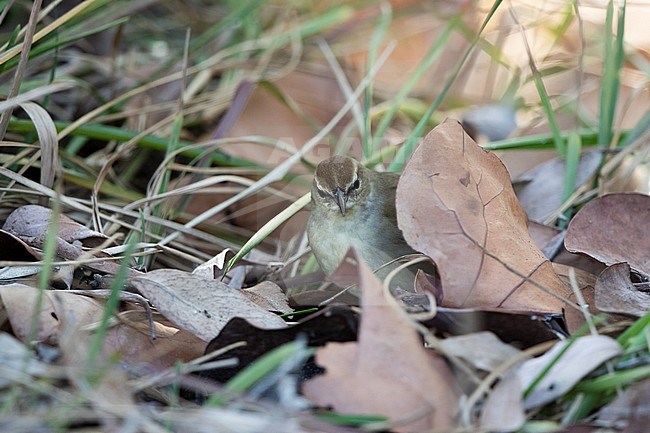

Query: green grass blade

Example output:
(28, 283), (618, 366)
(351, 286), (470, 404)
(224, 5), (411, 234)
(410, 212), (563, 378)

(598, 0), (625, 147)
(388, 0), (503, 171)
(562, 131), (582, 203)
(370, 13), (457, 157)
(363, 3), (392, 158)
(7, 118), (253, 167)
(616, 313), (650, 350)
(85, 237), (138, 378)
(574, 365), (650, 393)
(27, 200), (61, 345)
(225, 192), (310, 274)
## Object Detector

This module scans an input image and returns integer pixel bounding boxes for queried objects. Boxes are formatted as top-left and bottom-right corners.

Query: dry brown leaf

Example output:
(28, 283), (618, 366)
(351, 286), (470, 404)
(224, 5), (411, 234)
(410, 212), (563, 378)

(242, 281), (292, 314)
(303, 249), (459, 432)
(0, 283), (105, 343)
(58, 321), (141, 427)
(565, 193), (650, 276)
(594, 263), (650, 317)
(396, 119), (568, 312)
(130, 269), (287, 342)
(514, 151), (602, 223)
(3, 204), (108, 248)
(597, 378), (650, 432)
(103, 313), (206, 371)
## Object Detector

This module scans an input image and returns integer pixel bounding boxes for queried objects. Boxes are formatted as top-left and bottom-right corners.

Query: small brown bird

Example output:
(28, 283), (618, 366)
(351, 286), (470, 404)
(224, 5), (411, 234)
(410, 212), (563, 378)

(307, 155), (422, 291)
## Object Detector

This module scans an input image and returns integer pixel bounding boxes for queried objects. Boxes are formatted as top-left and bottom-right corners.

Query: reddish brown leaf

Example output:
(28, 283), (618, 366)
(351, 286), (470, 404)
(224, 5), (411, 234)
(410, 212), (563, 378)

(303, 250), (459, 432)
(396, 119), (568, 312)
(565, 193), (650, 276)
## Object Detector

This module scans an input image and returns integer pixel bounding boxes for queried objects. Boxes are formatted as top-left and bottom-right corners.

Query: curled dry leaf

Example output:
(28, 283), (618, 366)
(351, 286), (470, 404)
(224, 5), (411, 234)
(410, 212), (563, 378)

(595, 263), (650, 317)
(0, 229), (41, 261)
(303, 249), (459, 432)
(518, 335), (621, 409)
(3, 205), (108, 248)
(481, 335), (622, 430)
(1, 205), (131, 278)
(565, 193), (650, 276)
(514, 150), (602, 223)
(130, 269), (287, 342)
(396, 119), (568, 312)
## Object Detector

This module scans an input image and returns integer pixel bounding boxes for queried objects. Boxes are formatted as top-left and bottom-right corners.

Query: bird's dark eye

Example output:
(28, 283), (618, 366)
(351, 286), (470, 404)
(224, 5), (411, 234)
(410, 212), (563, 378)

(317, 188), (328, 198)
(349, 179), (360, 192)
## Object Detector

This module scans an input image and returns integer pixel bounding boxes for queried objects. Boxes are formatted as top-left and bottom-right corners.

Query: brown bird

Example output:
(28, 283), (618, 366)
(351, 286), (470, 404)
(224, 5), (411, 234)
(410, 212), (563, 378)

(307, 155), (423, 292)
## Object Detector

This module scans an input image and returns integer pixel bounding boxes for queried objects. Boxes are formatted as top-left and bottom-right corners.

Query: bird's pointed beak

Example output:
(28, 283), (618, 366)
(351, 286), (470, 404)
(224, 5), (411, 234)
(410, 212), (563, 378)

(334, 189), (346, 216)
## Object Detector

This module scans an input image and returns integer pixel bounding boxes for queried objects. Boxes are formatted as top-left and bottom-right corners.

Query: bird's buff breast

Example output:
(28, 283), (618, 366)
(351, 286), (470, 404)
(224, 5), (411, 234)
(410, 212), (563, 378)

(307, 207), (390, 275)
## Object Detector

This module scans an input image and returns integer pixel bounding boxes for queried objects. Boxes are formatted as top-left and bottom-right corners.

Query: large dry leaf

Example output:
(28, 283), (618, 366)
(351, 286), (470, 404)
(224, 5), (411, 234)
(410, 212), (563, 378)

(303, 249), (459, 432)
(396, 119), (568, 312)
(130, 269), (287, 342)
(565, 193), (650, 276)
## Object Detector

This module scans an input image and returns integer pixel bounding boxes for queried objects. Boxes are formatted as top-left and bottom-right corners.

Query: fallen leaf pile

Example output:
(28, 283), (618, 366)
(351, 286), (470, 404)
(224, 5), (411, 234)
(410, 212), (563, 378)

(0, 120), (648, 432)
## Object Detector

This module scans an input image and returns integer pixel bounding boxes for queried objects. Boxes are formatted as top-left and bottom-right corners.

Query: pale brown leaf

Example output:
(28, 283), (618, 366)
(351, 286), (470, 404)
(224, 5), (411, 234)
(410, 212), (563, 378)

(303, 249), (459, 432)
(396, 119), (568, 312)
(103, 312), (206, 371)
(242, 281), (292, 314)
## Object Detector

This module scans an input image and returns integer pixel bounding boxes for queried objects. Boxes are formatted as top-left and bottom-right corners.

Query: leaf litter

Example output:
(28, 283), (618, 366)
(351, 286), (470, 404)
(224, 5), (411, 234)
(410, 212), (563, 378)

(1, 117), (647, 432)
(2, 2), (649, 429)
